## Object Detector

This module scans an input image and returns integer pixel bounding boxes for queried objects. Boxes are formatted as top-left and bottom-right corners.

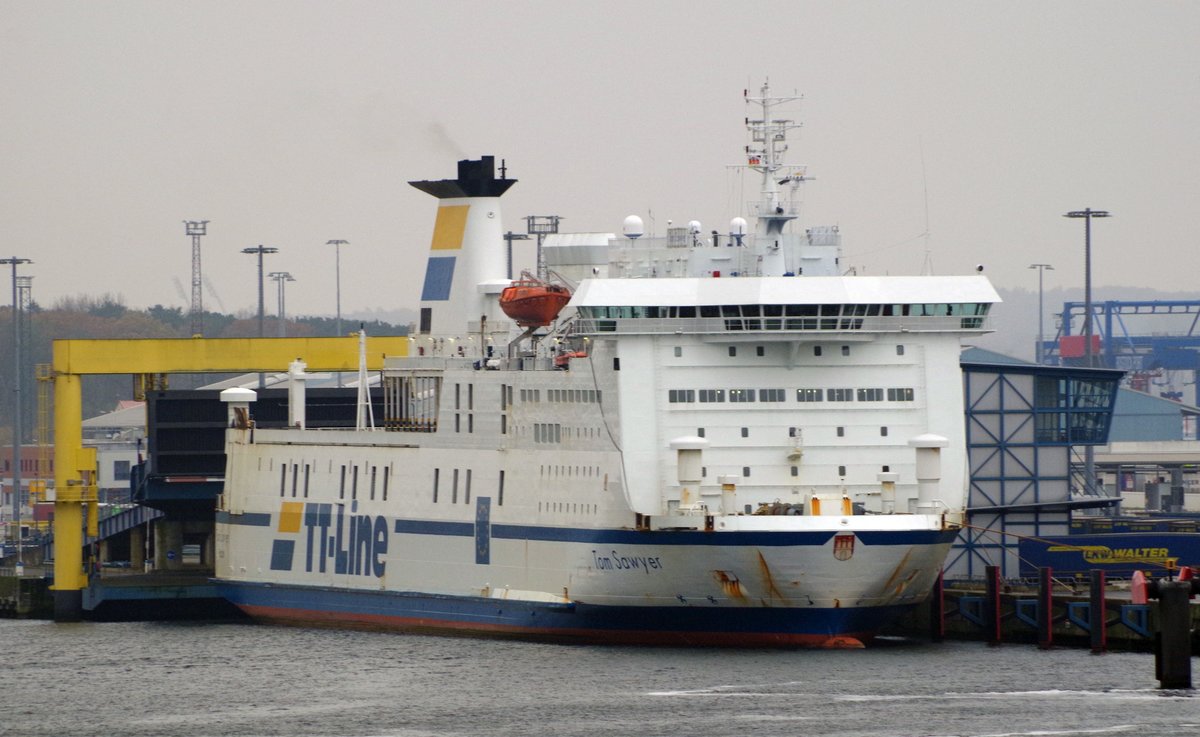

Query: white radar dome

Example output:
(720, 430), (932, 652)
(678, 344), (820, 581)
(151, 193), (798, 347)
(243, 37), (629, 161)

(729, 217), (748, 237)
(688, 220), (702, 234)
(623, 215), (644, 239)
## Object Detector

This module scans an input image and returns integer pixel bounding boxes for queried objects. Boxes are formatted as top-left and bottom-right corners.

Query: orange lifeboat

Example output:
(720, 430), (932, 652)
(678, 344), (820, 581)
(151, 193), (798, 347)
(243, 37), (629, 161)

(499, 273), (571, 327)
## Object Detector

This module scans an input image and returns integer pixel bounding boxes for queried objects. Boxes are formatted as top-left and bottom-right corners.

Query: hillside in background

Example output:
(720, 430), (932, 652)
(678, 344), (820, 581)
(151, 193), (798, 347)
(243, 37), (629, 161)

(0, 296), (415, 442)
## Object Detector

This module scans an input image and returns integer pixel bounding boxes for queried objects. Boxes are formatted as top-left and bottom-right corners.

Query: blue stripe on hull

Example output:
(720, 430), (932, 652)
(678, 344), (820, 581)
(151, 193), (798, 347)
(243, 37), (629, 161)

(228, 507), (958, 548)
(218, 581), (918, 647)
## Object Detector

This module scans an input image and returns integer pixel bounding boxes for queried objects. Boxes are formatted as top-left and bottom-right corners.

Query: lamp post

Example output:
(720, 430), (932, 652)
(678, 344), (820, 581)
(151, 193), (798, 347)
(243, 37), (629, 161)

(1028, 263), (1054, 364)
(2, 257), (32, 568)
(1064, 209), (1110, 499)
(1063, 209), (1110, 368)
(268, 272), (295, 337)
(241, 246), (278, 338)
(326, 240), (348, 337)
(242, 246), (278, 388)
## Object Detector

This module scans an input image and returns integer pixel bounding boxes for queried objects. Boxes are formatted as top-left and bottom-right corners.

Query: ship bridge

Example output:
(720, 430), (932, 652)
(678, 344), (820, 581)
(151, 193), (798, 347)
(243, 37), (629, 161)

(570, 275), (999, 336)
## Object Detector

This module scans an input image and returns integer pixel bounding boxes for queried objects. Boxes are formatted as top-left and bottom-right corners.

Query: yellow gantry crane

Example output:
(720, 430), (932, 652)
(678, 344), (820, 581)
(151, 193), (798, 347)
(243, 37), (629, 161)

(50, 335), (409, 620)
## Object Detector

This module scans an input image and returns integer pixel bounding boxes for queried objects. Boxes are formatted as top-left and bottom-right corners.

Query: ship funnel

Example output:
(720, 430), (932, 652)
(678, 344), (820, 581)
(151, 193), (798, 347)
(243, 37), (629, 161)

(410, 156), (516, 339)
(908, 434), (949, 514)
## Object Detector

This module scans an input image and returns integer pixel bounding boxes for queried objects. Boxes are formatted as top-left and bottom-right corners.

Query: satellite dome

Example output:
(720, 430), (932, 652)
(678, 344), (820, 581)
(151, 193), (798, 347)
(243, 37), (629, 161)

(688, 220), (702, 234)
(623, 215), (644, 239)
(729, 217), (748, 237)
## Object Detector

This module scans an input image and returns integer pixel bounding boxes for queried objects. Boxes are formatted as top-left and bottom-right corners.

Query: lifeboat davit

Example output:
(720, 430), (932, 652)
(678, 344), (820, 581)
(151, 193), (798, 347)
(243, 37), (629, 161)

(499, 273), (571, 327)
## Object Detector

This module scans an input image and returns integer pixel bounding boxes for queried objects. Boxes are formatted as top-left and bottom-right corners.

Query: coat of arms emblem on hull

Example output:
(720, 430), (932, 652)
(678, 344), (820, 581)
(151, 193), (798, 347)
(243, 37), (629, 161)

(833, 533), (855, 561)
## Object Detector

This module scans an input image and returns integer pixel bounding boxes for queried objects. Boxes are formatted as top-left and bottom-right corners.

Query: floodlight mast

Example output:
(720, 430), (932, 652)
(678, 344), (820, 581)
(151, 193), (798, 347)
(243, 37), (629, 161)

(241, 245), (278, 388)
(2, 256), (32, 569)
(1063, 208), (1111, 498)
(185, 220), (209, 336)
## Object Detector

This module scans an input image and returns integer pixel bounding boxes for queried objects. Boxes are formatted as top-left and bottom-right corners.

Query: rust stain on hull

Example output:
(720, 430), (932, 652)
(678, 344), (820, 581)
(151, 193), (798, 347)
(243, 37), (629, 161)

(756, 550), (787, 601)
(712, 570), (747, 600)
(881, 549), (914, 591)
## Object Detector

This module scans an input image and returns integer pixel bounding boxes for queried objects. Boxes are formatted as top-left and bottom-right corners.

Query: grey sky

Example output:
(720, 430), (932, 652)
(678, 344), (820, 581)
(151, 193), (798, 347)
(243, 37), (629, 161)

(3, 1), (1196, 320)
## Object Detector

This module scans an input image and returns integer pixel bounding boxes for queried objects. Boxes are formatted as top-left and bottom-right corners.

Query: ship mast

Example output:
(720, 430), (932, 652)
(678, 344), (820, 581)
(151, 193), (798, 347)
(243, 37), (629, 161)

(744, 81), (805, 239)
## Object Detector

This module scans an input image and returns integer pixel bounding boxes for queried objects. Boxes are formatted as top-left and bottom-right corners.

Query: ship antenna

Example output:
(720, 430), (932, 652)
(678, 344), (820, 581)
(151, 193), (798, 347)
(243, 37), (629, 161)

(919, 135), (933, 275)
(745, 80), (804, 237)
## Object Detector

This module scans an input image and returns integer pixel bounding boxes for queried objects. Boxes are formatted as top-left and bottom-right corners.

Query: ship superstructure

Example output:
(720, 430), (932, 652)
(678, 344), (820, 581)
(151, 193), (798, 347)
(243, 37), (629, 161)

(215, 82), (999, 646)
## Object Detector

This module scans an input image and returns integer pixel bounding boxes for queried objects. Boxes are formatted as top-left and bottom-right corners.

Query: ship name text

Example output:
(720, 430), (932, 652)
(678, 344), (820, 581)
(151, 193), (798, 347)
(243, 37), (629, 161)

(592, 549), (663, 575)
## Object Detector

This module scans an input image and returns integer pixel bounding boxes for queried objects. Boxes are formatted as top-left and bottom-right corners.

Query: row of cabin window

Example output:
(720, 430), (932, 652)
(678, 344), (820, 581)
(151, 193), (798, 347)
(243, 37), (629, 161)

(527, 424), (604, 443)
(669, 387), (915, 403)
(699, 463), (891, 479)
(540, 464), (603, 478)
(520, 388), (603, 403)
(539, 502), (598, 515)
(279, 463), (391, 501)
(431, 468), (506, 506)
(674, 345), (907, 358)
(697, 425), (894, 439)
(583, 304), (989, 319)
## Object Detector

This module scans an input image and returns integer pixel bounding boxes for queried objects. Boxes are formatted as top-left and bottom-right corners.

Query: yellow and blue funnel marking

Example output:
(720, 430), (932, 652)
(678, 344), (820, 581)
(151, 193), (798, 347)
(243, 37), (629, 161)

(420, 205), (469, 301)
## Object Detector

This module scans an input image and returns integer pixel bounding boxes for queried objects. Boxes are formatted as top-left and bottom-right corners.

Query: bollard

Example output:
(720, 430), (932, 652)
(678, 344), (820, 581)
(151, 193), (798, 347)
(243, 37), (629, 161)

(986, 565), (1002, 646)
(930, 569), (945, 643)
(1089, 569), (1107, 654)
(1037, 567), (1053, 649)
(1154, 581), (1192, 689)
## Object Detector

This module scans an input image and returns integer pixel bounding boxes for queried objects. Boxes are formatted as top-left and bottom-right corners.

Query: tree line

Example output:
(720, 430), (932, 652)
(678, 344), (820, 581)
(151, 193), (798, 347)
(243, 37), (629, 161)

(0, 295), (411, 443)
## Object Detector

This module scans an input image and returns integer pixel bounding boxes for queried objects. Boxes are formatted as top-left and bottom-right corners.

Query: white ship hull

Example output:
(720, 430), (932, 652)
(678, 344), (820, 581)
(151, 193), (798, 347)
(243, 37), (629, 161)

(217, 425), (957, 646)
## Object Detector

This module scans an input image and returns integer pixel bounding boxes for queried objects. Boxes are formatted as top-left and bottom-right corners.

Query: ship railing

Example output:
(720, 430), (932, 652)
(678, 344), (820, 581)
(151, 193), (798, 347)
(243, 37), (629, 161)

(572, 314), (992, 336)
(384, 356), (484, 371)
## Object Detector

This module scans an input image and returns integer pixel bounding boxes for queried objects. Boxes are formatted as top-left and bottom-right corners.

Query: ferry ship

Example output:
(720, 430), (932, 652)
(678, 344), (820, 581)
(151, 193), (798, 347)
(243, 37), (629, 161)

(215, 83), (999, 646)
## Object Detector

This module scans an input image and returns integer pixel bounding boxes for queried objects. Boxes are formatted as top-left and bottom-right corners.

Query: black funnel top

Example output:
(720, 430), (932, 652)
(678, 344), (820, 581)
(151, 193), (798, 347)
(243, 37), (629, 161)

(409, 156), (517, 198)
